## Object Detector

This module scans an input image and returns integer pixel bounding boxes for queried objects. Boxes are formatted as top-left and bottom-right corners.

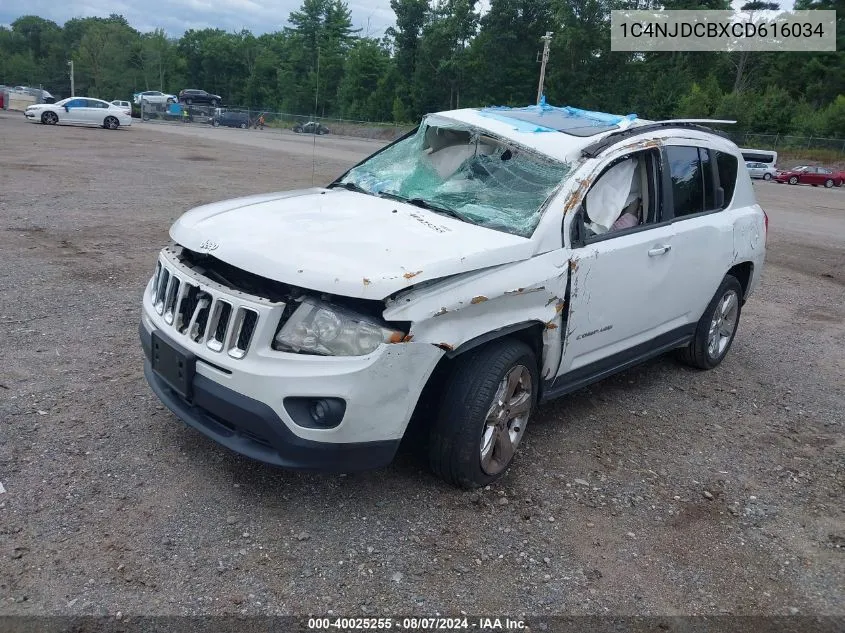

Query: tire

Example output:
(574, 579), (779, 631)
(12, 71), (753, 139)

(41, 111), (58, 125)
(428, 338), (538, 489)
(185, 98), (192, 105)
(212, 120), (220, 127)
(211, 99), (218, 107)
(104, 116), (119, 130)
(677, 275), (743, 370)
(788, 176), (798, 185)
(166, 98), (174, 105)
(763, 173), (772, 181)
(239, 122), (247, 129)
(824, 179), (834, 188)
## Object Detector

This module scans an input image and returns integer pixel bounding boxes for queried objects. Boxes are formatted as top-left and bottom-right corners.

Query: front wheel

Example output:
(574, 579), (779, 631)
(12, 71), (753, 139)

(104, 116), (119, 130)
(428, 339), (538, 489)
(212, 119), (220, 127)
(763, 173), (772, 181)
(677, 275), (743, 370)
(41, 111), (58, 125)
(824, 179), (834, 188)
(788, 176), (799, 185)
(239, 122), (247, 129)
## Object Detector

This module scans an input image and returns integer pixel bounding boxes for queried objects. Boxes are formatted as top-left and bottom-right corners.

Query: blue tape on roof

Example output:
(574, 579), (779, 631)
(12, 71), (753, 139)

(478, 98), (637, 136)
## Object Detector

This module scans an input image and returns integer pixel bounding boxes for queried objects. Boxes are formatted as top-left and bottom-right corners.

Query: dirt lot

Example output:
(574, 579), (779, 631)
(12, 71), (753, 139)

(1, 113), (843, 619)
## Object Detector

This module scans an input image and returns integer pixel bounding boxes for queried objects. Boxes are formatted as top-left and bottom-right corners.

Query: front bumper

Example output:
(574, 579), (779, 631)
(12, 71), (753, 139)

(141, 324), (403, 472)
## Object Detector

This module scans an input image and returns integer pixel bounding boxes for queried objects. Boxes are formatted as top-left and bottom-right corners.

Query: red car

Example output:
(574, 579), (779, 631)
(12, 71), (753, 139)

(775, 165), (842, 188)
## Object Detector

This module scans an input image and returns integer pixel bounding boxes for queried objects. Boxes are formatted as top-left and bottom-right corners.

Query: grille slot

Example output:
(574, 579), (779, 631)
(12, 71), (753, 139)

(147, 257), (267, 359)
(207, 300), (232, 352)
(163, 277), (180, 324)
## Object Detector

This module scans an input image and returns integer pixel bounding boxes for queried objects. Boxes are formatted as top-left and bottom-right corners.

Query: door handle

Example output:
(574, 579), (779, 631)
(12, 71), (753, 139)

(648, 245), (672, 257)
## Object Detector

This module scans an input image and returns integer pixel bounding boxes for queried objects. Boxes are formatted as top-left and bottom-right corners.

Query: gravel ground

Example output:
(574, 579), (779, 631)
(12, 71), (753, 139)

(0, 113), (843, 618)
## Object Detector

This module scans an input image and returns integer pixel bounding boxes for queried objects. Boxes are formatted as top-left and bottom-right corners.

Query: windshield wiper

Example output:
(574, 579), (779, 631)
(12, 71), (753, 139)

(329, 181), (372, 195)
(377, 192), (470, 223)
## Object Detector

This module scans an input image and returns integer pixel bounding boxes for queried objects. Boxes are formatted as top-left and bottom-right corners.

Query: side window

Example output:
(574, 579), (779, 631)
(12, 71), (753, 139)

(714, 151), (738, 208)
(666, 146), (705, 217)
(570, 149), (660, 245)
(67, 98), (84, 108)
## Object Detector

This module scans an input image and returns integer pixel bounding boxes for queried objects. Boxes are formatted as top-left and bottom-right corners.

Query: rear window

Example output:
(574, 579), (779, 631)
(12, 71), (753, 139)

(715, 151), (738, 207)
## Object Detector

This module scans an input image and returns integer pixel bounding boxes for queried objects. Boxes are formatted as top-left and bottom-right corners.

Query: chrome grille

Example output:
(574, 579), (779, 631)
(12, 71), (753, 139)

(149, 255), (265, 359)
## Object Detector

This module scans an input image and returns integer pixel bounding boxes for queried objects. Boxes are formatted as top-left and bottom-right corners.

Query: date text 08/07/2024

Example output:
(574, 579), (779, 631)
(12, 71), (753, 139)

(306, 616), (527, 630)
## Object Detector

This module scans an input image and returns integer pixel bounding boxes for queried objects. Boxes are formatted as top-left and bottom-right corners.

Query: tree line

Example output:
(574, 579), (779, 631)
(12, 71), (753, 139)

(1, 0), (843, 137)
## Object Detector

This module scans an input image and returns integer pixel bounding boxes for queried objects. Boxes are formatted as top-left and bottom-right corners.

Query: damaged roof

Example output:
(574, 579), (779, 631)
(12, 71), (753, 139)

(433, 98), (641, 163)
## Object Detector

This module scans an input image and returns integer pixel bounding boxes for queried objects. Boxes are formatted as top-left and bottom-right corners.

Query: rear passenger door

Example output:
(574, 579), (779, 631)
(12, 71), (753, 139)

(658, 144), (738, 326)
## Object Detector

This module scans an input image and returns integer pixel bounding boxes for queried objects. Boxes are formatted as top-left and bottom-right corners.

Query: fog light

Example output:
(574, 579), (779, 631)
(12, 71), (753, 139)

(284, 397), (346, 429)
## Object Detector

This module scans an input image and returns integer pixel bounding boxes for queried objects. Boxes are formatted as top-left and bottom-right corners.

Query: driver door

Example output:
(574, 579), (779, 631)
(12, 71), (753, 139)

(62, 98), (86, 124)
(556, 148), (686, 384)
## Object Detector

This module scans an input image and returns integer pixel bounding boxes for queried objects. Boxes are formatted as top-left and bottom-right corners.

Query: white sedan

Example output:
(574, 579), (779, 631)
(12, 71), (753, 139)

(25, 97), (132, 130)
(133, 91), (178, 105)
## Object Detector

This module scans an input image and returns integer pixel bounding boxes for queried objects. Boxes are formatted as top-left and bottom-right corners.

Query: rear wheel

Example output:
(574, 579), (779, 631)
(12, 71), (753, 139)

(788, 176), (799, 185)
(677, 275), (743, 370)
(428, 339), (538, 489)
(824, 179), (834, 188)
(763, 173), (772, 181)
(212, 119), (220, 127)
(104, 116), (119, 130)
(41, 111), (58, 125)
(239, 122), (247, 129)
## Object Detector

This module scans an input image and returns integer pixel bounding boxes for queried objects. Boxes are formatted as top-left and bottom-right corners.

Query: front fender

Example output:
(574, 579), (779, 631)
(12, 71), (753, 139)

(384, 250), (570, 381)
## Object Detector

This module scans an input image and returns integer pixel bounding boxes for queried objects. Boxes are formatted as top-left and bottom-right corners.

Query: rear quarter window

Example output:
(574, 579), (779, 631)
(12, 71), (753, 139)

(715, 151), (738, 207)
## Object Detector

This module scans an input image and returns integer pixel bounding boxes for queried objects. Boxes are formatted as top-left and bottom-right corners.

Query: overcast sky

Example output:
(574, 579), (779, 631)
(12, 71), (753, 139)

(0, 0), (792, 38)
(0, 0), (398, 38)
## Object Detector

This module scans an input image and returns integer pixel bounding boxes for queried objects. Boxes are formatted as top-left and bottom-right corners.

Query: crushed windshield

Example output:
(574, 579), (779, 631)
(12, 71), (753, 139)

(337, 116), (571, 237)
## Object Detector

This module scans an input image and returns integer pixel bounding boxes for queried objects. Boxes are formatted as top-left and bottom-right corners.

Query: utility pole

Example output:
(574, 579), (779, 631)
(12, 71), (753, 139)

(67, 60), (75, 97)
(536, 32), (553, 105)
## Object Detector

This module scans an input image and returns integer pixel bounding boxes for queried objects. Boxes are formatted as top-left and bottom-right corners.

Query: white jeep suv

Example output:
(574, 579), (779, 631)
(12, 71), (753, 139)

(139, 104), (767, 488)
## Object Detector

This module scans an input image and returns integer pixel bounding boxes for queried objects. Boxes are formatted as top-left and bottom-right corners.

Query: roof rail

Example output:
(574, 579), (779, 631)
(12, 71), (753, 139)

(581, 121), (733, 158)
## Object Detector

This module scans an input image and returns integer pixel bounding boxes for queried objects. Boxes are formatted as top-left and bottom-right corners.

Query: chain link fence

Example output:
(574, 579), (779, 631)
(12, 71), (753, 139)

(727, 132), (845, 165)
(136, 100), (414, 142)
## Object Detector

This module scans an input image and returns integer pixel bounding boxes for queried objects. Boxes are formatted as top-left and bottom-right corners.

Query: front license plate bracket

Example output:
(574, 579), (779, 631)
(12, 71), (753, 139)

(151, 331), (196, 399)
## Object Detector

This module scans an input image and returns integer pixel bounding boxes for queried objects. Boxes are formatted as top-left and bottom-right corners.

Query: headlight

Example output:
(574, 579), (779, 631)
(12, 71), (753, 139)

(274, 298), (406, 356)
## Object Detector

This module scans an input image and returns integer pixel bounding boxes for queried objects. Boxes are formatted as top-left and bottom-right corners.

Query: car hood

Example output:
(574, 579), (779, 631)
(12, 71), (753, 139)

(169, 188), (536, 299)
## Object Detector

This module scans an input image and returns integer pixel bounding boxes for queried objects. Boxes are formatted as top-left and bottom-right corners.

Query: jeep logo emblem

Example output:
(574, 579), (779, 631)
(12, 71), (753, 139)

(199, 239), (219, 251)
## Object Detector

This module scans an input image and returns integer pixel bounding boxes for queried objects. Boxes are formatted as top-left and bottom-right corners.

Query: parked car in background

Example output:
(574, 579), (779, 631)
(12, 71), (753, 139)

(211, 110), (250, 129)
(745, 161), (777, 181)
(179, 89), (222, 106)
(139, 106), (766, 488)
(25, 97), (132, 129)
(112, 100), (132, 112)
(775, 165), (841, 188)
(293, 121), (330, 135)
(134, 91), (177, 105)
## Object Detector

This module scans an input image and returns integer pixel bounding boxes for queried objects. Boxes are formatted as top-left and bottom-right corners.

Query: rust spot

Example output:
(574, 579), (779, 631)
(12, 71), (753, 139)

(555, 301), (566, 314)
(403, 270), (423, 279)
(504, 288), (526, 295)
(563, 176), (594, 214)
(470, 295), (488, 304)
(389, 332), (404, 344)
(569, 259), (579, 272)
(434, 307), (449, 317)
(403, 334), (414, 343)
(546, 322), (559, 330)
(435, 342), (455, 352)
(363, 278), (371, 286)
